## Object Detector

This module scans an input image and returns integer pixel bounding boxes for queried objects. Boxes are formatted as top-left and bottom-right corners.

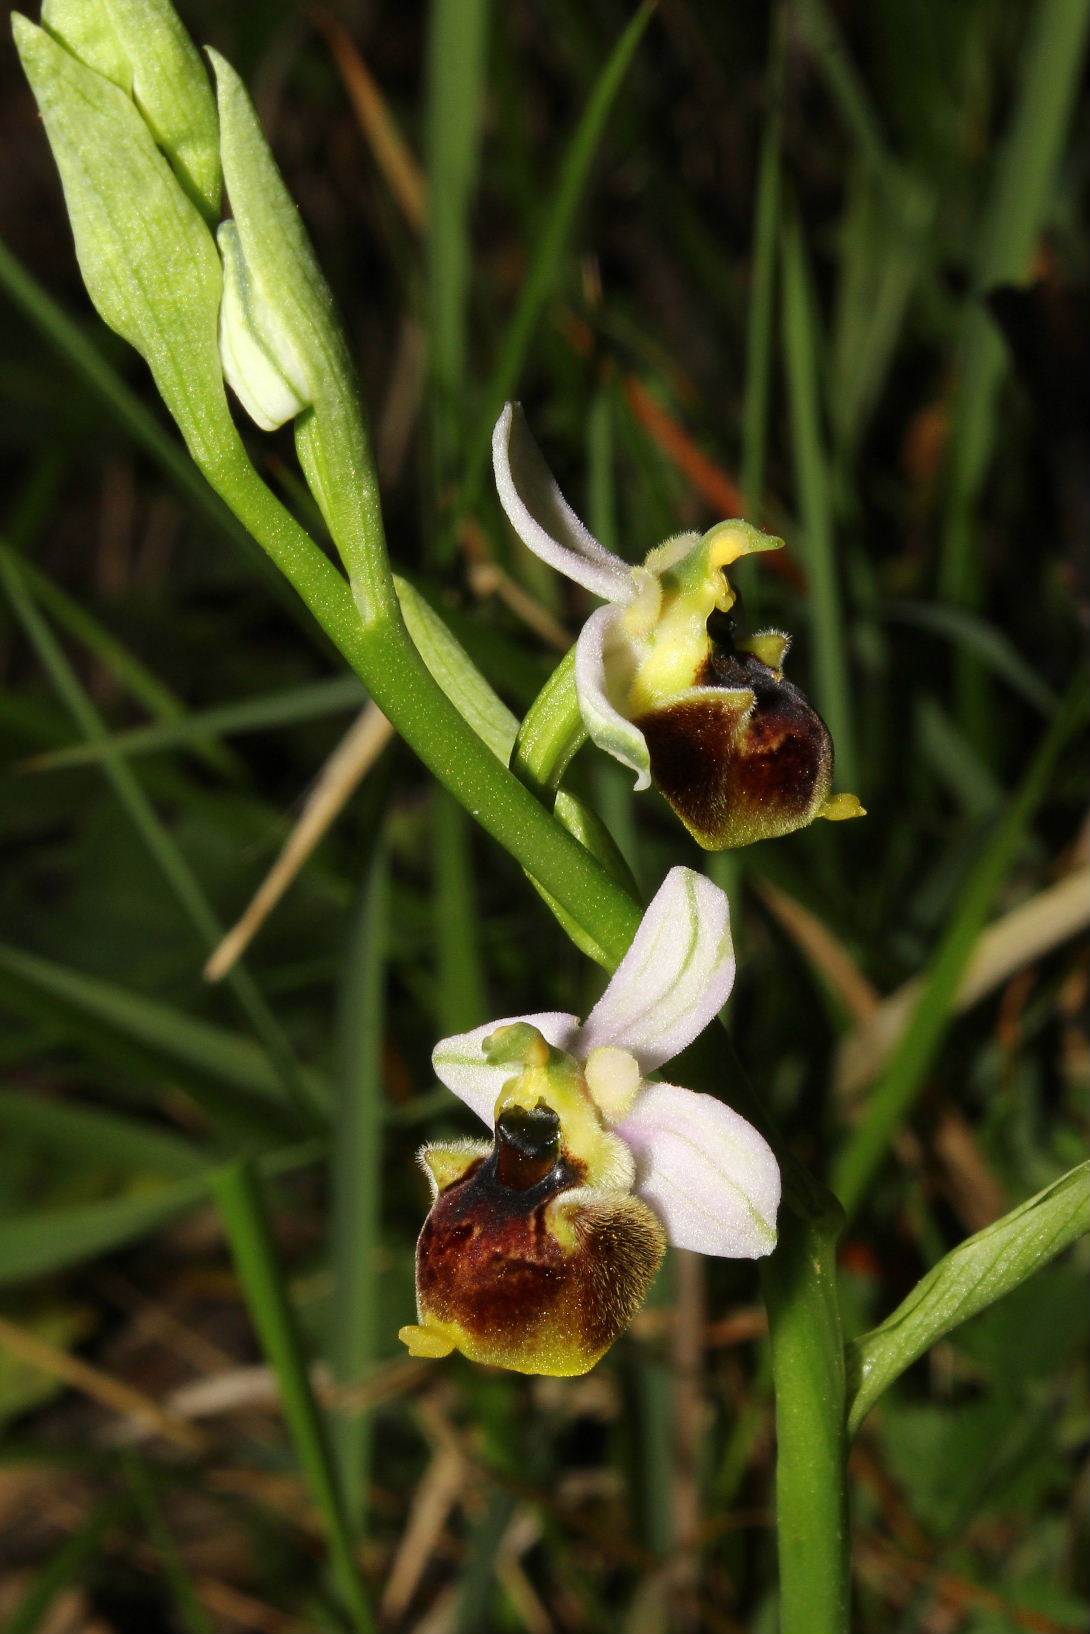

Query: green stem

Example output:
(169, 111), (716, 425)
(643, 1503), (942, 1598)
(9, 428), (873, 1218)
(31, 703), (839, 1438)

(761, 1202), (850, 1633)
(200, 447), (642, 967)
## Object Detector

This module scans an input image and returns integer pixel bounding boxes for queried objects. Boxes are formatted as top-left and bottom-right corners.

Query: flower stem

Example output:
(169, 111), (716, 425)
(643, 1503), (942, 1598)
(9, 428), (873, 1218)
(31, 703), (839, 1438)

(761, 1198), (850, 1632)
(200, 444), (644, 965)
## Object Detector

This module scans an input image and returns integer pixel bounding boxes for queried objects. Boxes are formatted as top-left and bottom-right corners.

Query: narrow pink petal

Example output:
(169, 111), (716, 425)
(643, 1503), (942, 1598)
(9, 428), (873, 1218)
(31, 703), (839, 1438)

(493, 405), (632, 602)
(575, 604), (652, 790)
(578, 867), (735, 1071)
(431, 1011), (580, 1126)
(617, 1082), (780, 1257)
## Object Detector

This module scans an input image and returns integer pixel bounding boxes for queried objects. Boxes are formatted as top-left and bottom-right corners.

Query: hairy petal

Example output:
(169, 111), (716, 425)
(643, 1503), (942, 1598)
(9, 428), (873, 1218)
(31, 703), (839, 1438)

(576, 604), (652, 790)
(432, 1012), (580, 1125)
(618, 1082), (780, 1256)
(579, 868), (735, 1071)
(493, 404), (632, 602)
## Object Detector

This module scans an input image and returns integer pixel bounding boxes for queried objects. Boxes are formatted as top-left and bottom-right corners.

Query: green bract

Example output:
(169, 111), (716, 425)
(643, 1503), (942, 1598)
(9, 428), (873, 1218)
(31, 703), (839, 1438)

(40, 0), (221, 221)
(12, 12), (231, 470)
(210, 52), (388, 609)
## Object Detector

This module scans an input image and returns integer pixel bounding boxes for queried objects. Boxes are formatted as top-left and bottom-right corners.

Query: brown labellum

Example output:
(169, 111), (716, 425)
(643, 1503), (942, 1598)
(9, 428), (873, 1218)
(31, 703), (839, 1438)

(414, 1101), (664, 1376)
(637, 619), (834, 850)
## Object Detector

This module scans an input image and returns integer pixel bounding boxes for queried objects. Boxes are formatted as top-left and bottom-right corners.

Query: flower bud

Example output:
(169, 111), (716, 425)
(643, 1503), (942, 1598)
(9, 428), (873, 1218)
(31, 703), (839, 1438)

(40, 0), (221, 221)
(13, 12), (229, 465)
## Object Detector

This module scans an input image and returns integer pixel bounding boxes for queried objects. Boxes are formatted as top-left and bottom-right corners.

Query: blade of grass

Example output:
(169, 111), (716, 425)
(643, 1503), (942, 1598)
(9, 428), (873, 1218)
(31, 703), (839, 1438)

(0, 940), (322, 1113)
(433, 790), (488, 1034)
(124, 1452), (217, 1634)
(329, 838), (390, 1533)
(1, 1495), (132, 1634)
(782, 207), (857, 788)
(0, 542), (322, 1120)
(456, 2), (655, 525)
(212, 1158), (375, 1632)
(0, 1141), (320, 1286)
(740, 3), (784, 535)
(0, 1087), (205, 1177)
(0, 235), (251, 554)
(829, 166), (933, 463)
(7, 554), (239, 782)
(884, 599), (1060, 717)
(25, 674), (366, 772)
(426, 0), (491, 481)
(831, 674), (1087, 1220)
(794, 0), (893, 173)
(0, 1178), (207, 1285)
(940, 0), (1090, 609)
(454, 1487), (514, 1634)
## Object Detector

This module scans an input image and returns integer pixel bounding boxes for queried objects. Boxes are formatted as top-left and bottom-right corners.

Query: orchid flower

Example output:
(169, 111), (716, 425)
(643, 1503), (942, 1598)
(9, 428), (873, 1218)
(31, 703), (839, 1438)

(398, 867), (780, 1376)
(493, 403), (864, 849)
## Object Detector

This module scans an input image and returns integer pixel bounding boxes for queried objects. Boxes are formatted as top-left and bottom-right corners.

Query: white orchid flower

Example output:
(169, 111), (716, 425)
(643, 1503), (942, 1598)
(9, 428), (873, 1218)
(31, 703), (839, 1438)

(493, 403), (864, 849)
(399, 867), (780, 1376)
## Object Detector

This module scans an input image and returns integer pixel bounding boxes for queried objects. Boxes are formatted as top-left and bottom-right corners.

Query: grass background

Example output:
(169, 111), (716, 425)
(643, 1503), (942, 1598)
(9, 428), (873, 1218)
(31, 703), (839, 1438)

(0, 0), (1087, 1629)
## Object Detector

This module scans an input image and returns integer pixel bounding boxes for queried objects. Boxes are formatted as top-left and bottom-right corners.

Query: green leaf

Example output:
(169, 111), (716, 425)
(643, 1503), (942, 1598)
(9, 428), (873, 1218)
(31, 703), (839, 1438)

(846, 1162), (1090, 1435)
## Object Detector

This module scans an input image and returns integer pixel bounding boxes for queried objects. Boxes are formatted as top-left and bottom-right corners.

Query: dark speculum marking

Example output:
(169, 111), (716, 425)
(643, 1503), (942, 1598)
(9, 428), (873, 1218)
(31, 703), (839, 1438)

(636, 622), (833, 847)
(416, 1124), (583, 1331)
(495, 1101), (561, 1190)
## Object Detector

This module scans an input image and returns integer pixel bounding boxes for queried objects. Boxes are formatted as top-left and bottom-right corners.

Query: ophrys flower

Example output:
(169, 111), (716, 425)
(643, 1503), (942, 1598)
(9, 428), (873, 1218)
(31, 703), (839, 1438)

(494, 403), (864, 848)
(399, 867), (780, 1376)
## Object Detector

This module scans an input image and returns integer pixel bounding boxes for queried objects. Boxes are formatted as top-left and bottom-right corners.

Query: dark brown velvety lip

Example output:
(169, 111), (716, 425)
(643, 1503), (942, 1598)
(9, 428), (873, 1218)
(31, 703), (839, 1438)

(416, 1141), (663, 1365)
(637, 653), (832, 847)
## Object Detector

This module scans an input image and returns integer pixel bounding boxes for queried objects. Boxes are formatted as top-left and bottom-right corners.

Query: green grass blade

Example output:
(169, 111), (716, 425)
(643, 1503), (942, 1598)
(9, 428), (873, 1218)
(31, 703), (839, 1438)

(124, 1453), (217, 1634)
(0, 235), (251, 554)
(1, 1495), (132, 1634)
(831, 675), (1087, 1220)
(0, 940), (319, 1108)
(0, 1088), (205, 1177)
(782, 209), (857, 787)
(0, 1142), (320, 1286)
(458, 1), (655, 519)
(27, 675), (366, 772)
(212, 1158), (375, 1632)
(741, 7), (784, 532)
(941, 0), (1090, 606)
(9, 555), (239, 780)
(433, 791), (488, 1034)
(329, 841), (390, 1533)
(0, 1179), (207, 1286)
(0, 543), (321, 1119)
(885, 599), (1059, 716)
(795, 0), (892, 172)
(426, 0), (491, 478)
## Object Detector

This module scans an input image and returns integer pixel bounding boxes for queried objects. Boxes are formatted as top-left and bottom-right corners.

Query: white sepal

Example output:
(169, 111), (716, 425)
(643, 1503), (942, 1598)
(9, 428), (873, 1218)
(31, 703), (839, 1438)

(578, 867), (735, 1072)
(618, 1081), (780, 1257)
(574, 604), (652, 791)
(493, 404), (632, 604)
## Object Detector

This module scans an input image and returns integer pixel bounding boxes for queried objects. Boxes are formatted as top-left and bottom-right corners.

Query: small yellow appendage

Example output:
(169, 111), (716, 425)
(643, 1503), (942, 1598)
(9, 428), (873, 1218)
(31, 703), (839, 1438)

(818, 793), (867, 822)
(398, 1323), (457, 1359)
